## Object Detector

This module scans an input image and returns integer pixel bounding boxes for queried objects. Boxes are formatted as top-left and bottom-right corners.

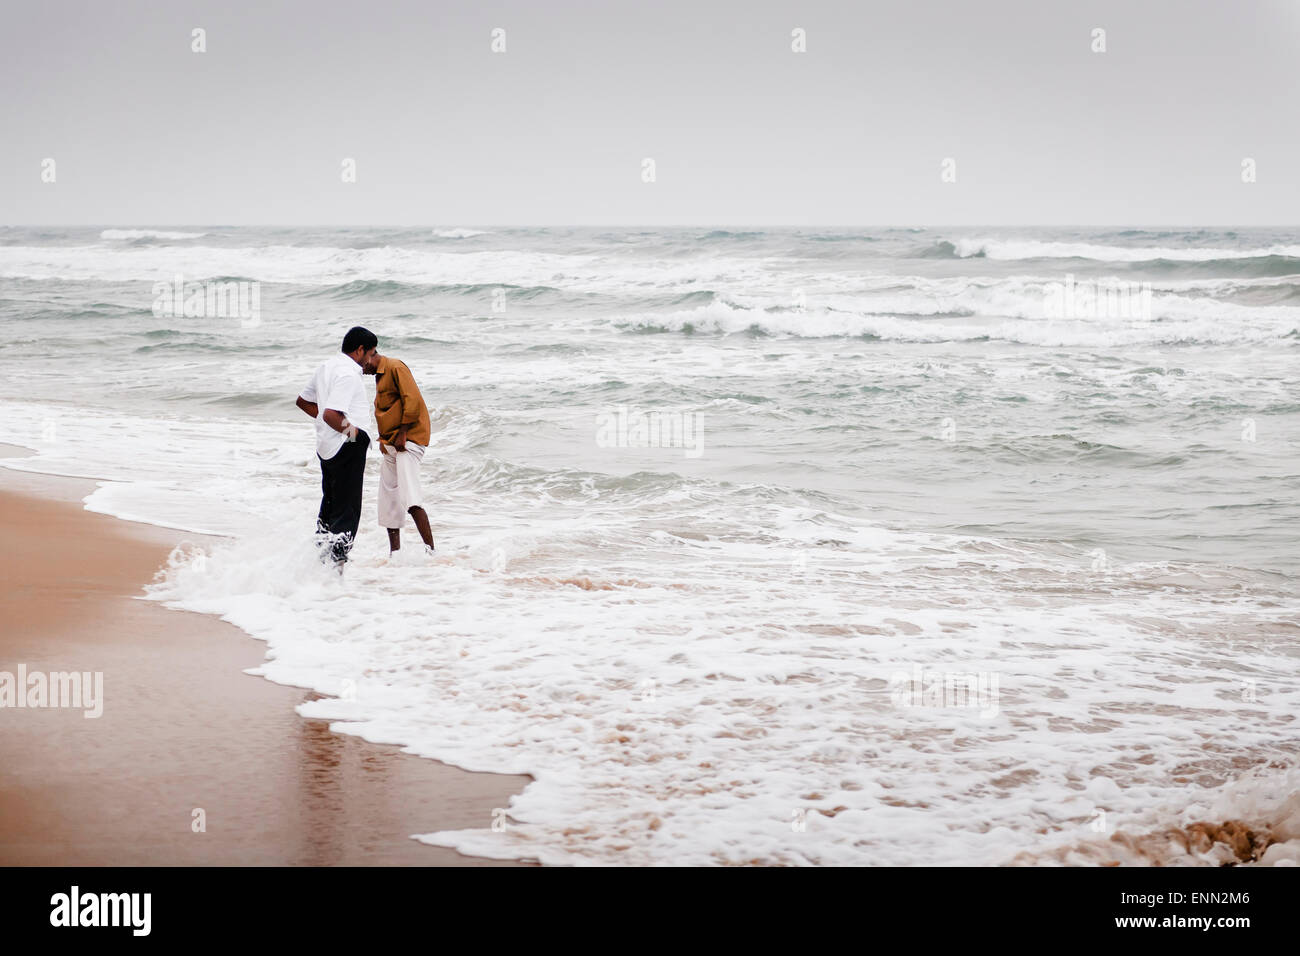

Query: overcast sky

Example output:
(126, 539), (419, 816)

(3, 0), (1298, 226)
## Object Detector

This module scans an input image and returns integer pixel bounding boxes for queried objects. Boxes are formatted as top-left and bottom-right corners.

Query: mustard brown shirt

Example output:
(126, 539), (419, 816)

(373, 355), (431, 448)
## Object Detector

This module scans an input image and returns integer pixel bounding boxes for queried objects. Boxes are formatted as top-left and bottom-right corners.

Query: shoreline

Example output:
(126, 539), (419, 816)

(0, 446), (535, 866)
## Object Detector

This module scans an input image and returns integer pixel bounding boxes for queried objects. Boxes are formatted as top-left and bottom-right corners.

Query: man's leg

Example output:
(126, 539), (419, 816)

(332, 432), (369, 562)
(316, 456), (335, 556)
(408, 505), (435, 550)
(379, 445), (403, 553)
(318, 434), (368, 564)
(395, 443), (433, 552)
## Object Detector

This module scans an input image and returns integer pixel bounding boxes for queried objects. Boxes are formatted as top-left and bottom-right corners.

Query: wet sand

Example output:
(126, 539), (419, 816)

(0, 449), (534, 865)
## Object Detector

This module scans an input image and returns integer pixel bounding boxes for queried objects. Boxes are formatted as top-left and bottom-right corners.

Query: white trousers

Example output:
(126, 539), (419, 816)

(377, 442), (425, 528)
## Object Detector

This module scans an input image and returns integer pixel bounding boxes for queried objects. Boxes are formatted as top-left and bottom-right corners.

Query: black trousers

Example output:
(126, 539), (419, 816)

(316, 431), (370, 563)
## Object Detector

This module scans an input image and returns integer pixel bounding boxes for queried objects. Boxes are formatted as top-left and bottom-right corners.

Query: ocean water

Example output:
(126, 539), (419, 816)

(1, 225), (1297, 865)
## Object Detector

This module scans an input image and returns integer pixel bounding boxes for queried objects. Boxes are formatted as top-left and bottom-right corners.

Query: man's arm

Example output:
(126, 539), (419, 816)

(324, 373), (365, 440)
(322, 408), (358, 439)
(295, 396), (319, 419)
(394, 362), (423, 450)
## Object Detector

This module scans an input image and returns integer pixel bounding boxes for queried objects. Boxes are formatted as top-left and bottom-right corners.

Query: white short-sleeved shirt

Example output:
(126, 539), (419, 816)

(300, 353), (369, 460)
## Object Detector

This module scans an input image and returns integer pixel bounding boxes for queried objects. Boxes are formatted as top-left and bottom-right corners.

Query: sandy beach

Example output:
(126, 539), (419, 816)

(0, 447), (533, 866)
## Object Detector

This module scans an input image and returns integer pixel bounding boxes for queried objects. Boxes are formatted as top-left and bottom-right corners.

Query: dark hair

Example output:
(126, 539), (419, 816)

(341, 326), (378, 353)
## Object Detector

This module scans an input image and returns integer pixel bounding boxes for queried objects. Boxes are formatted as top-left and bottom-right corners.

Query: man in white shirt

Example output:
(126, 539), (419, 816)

(295, 327), (378, 566)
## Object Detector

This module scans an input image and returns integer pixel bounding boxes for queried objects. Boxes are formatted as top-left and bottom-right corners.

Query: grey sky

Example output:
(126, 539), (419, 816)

(3, 0), (1297, 225)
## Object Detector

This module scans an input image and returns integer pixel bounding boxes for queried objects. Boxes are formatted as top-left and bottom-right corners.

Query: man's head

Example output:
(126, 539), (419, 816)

(341, 326), (378, 369)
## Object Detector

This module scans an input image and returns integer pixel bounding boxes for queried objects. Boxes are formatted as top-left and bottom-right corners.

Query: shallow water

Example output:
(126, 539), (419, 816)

(1, 225), (1296, 864)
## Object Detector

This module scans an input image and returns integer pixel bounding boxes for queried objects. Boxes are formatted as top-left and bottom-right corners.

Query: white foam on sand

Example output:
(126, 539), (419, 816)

(1011, 767), (1300, 866)
(142, 521), (1298, 866)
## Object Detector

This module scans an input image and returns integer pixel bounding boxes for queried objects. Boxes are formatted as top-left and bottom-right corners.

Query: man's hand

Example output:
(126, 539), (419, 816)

(394, 427), (407, 452)
(322, 408), (355, 436)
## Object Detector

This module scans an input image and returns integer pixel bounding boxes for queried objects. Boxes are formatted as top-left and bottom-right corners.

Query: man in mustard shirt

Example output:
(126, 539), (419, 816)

(363, 351), (435, 554)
